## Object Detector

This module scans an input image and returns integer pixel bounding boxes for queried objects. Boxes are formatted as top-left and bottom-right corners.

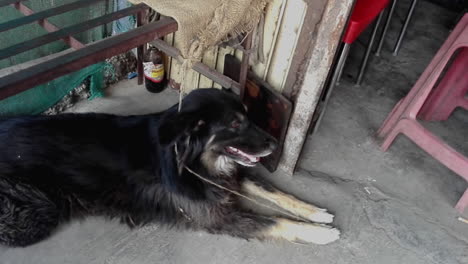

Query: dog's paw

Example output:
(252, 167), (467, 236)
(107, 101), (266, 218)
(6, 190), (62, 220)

(307, 209), (334, 224)
(293, 224), (340, 245)
(291, 204), (334, 223)
(270, 219), (340, 245)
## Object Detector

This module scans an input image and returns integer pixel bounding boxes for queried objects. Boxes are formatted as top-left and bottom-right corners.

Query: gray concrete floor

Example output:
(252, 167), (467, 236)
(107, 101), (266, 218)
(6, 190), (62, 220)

(1, 0), (467, 263)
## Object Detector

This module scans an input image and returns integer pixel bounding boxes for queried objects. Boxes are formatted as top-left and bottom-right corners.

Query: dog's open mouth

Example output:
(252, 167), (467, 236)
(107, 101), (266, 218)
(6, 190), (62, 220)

(225, 146), (271, 167)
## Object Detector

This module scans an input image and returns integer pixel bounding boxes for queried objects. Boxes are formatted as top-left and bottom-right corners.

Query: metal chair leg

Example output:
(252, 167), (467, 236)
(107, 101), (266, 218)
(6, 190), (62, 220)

(393, 0), (418, 56)
(311, 43), (350, 134)
(335, 43), (351, 85)
(356, 11), (384, 85)
(376, 0), (399, 56)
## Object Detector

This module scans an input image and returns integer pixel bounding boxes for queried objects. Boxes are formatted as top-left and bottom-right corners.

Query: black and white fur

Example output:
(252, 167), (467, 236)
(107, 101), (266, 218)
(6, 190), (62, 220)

(0, 88), (339, 247)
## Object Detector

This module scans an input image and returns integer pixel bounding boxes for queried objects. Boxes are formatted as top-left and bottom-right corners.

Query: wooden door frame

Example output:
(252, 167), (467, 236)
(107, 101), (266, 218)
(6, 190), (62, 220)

(277, 0), (355, 176)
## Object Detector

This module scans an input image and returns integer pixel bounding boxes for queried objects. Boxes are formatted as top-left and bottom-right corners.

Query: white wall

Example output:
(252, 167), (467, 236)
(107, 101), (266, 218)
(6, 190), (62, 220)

(164, 0), (307, 93)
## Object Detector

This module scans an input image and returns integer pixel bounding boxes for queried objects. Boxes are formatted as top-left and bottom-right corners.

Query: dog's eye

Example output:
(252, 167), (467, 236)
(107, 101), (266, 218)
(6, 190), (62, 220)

(231, 120), (241, 129)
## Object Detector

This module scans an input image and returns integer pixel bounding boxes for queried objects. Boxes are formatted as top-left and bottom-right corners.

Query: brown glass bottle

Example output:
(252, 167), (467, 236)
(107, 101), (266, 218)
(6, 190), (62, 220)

(143, 48), (167, 93)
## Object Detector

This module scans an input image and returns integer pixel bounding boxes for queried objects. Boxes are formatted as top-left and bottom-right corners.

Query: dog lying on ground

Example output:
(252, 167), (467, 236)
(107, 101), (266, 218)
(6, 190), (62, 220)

(0, 88), (339, 247)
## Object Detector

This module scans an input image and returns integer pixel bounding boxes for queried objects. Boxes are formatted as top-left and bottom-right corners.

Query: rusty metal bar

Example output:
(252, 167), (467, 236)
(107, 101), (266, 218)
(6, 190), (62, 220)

(12, 2), (85, 49)
(150, 39), (241, 93)
(0, 18), (178, 100)
(0, 0), (25, 8)
(239, 33), (252, 100)
(0, 4), (148, 61)
(0, 49), (74, 78)
(136, 10), (146, 85)
(0, 0), (105, 33)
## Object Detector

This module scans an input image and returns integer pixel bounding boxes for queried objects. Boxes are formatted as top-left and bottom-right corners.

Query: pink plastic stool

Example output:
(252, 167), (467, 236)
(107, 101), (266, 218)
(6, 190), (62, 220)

(377, 14), (468, 214)
(419, 48), (468, 121)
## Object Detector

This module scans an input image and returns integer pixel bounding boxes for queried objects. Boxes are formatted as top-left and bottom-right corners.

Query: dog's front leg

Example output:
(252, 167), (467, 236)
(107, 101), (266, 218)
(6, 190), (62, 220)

(240, 177), (334, 223)
(206, 212), (339, 245)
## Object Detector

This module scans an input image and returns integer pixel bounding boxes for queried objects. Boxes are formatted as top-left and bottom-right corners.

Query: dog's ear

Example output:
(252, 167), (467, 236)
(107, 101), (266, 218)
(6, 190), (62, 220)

(158, 112), (205, 146)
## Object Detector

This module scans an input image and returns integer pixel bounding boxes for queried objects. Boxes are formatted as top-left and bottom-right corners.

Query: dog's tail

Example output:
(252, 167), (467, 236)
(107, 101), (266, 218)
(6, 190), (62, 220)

(0, 178), (59, 247)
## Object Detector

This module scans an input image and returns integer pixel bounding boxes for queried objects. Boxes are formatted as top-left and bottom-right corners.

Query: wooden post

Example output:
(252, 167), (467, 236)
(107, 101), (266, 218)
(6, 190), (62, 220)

(277, 0), (354, 176)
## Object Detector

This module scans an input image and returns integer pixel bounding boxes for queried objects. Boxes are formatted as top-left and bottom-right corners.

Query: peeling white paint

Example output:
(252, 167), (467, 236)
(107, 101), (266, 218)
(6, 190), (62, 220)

(278, 0), (354, 176)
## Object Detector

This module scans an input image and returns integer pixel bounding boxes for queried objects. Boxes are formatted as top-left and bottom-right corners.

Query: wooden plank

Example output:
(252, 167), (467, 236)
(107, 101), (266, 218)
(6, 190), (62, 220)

(168, 32), (201, 93)
(251, 0), (286, 80)
(0, 0), (106, 33)
(168, 32), (182, 88)
(185, 67), (200, 90)
(150, 39), (240, 92)
(180, 39), (200, 90)
(165, 32), (200, 93)
(262, 0), (286, 80)
(239, 33), (253, 99)
(234, 49), (242, 61)
(265, 0), (307, 91)
(163, 33), (175, 79)
(0, 18), (177, 100)
(184, 63), (200, 90)
(0, 4), (148, 61)
(277, 0), (355, 176)
(198, 46), (218, 88)
(213, 46), (235, 89)
(0, 0), (25, 8)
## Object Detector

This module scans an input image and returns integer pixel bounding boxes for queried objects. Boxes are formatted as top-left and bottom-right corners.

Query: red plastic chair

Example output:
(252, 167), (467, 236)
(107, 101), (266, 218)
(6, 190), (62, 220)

(334, 0), (391, 86)
(312, 0), (390, 133)
(377, 14), (468, 214)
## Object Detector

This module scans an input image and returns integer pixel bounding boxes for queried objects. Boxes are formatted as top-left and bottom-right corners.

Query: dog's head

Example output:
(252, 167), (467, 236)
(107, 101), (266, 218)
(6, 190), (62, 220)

(158, 88), (277, 175)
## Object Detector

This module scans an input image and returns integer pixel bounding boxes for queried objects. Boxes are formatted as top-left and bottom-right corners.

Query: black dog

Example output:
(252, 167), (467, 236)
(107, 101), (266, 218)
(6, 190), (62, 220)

(0, 88), (339, 247)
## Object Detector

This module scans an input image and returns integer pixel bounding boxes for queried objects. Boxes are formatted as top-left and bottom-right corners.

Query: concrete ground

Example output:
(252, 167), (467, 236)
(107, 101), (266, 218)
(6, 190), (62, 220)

(1, 0), (467, 263)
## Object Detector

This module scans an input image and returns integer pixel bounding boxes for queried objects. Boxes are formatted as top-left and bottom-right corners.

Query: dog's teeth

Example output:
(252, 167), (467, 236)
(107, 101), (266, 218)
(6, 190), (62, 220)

(227, 147), (260, 163)
(228, 147), (237, 153)
(246, 156), (258, 163)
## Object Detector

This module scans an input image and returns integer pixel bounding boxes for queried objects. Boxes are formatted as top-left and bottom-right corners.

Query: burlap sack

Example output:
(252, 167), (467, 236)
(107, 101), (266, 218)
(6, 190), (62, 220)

(129, 0), (269, 61)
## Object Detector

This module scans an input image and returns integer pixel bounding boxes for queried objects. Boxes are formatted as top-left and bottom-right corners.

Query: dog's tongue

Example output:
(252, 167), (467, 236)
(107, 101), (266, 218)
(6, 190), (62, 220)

(228, 147), (260, 163)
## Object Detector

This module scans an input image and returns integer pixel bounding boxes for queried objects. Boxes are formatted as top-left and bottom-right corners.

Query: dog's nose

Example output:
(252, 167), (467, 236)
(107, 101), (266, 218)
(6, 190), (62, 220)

(265, 137), (278, 150)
